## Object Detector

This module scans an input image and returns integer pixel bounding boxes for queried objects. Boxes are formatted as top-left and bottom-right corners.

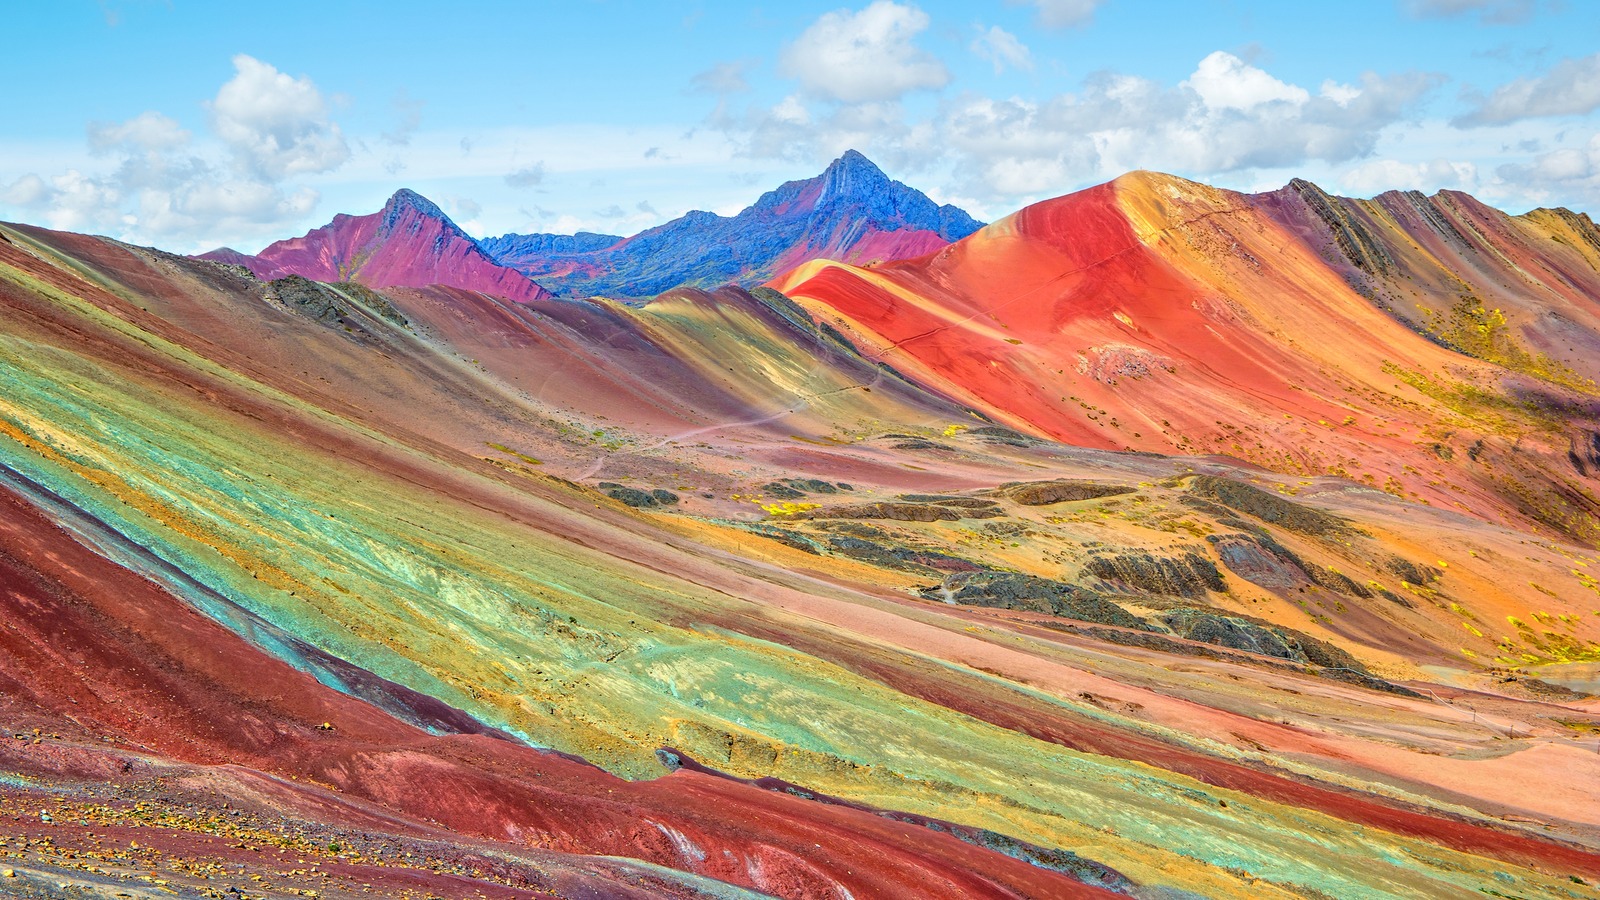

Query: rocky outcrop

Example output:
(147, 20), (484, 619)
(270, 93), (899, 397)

(826, 536), (981, 574)
(997, 480), (1135, 506)
(1284, 179), (1394, 277)
(1188, 476), (1346, 536)
(924, 572), (1149, 630)
(598, 483), (680, 508)
(806, 501), (1001, 521)
(1082, 551), (1227, 598)
(763, 478), (853, 499)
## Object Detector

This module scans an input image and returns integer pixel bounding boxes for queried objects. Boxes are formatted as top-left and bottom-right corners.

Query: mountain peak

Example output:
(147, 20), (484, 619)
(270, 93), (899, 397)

(819, 150), (891, 202)
(203, 188), (548, 302)
(382, 188), (449, 223)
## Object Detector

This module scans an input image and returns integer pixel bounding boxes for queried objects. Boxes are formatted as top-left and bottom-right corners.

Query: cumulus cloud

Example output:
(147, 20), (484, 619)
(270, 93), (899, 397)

(1010, 0), (1104, 29)
(935, 54), (1440, 201)
(210, 54), (349, 179)
(780, 1), (949, 104)
(505, 163), (546, 188)
(1340, 157), (1479, 195)
(1183, 51), (1310, 110)
(2, 56), (348, 248)
(1455, 52), (1600, 126)
(1495, 131), (1600, 206)
(88, 111), (190, 152)
(971, 26), (1033, 75)
(1404, 0), (1537, 24)
(721, 46), (1441, 209)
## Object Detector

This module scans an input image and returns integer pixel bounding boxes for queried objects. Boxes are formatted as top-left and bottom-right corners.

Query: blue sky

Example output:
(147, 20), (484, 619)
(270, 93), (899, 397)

(3, 0), (1598, 253)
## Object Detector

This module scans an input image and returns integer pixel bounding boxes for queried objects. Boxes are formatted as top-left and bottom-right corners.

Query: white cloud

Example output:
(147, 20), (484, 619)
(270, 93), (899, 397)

(1, 57), (349, 250)
(210, 54), (349, 179)
(780, 1), (949, 104)
(1184, 52), (1310, 111)
(1455, 52), (1600, 126)
(1011, 0), (1105, 29)
(971, 26), (1033, 75)
(934, 57), (1440, 204)
(1495, 131), (1600, 206)
(88, 111), (190, 152)
(720, 47), (1442, 214)
(1340, 157), (1479, 195)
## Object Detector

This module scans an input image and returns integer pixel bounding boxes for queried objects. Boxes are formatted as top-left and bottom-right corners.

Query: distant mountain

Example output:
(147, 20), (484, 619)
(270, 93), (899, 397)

(479, 150), (982, 298)
(199, 189), (550, 302)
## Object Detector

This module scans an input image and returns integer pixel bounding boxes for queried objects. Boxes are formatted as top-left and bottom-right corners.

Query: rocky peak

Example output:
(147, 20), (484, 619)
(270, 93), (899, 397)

(817, 150), (892, 205)
(379, 188), (456, 235)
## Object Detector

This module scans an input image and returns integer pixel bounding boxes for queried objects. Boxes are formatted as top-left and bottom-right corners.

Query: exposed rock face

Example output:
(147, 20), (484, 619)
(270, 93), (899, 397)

(481, 150), (983, 298)
(1159, 607), (1367, 674)
(925, 572), (1148, 630)
(598, 483), (679, 508)
(826, 536), (981, 574)
(1208, 534), (1313, 592)
(764, 478), (852, 499)
(1082, 551), (1227, 598)
(806, 501), (1001, 522)
(998, 480), (1135, 506)
(1279, 178), (1395, 277)
(263, 275), (410, 332)
(1188, 476), (1346, 536)
(967, 426), (1040, 447)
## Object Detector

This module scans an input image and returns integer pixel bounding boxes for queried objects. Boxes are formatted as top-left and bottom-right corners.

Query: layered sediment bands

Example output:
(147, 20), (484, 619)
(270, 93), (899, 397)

(773, 171), (1600, 542)
(1279, 177), (1395, 277)
(6, 176), (1600, 899)
(1082, 550), (1227, 598)
(0, 482), (1119, 900)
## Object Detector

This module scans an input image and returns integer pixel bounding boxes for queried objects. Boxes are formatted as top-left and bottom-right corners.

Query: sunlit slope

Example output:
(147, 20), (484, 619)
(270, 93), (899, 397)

(773, 173), (1600, 542)
(382, 282), (970, 437)
(4, 225), (1599, 897)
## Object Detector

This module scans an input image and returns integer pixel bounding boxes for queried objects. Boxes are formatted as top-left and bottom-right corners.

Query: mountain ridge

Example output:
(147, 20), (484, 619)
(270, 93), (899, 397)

(199, 187), (551, 302)
(479, 150), (983, 297)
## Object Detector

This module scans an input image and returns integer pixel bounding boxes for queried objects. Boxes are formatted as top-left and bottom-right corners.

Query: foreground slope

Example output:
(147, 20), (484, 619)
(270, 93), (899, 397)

(2, 199), (1600, 900)
(481, 150), (982, 298)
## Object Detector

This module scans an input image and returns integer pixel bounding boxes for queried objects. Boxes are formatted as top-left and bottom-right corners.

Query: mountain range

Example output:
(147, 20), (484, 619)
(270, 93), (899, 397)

(4, 160), (1600, 899)
(480, 149), (982, 297)
(203, 150), (981, 301)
